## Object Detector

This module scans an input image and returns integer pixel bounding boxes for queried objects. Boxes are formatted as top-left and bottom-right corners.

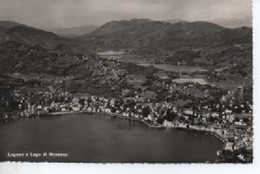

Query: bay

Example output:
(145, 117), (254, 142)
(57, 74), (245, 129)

(0, 113), (223, 163)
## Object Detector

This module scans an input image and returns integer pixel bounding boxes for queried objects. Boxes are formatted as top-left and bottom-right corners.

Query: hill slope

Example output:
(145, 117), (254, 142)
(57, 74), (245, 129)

(0, 40), (94, 75)
(0, 26), (63, 48)
(0, 21), (22, 28)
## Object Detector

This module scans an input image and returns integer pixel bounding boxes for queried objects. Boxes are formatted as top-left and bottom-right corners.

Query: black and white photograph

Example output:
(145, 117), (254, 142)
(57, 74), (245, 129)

(0, 0), (254, 166)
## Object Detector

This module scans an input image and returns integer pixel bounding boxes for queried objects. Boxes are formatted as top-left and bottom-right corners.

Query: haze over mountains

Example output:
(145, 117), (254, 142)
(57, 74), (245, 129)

(166, 17), (252, 29)
(0, 16), (251, 39)
(46, 26), (99, 38)
(210, 17), (252, 28)
(44, 16), (252, 37)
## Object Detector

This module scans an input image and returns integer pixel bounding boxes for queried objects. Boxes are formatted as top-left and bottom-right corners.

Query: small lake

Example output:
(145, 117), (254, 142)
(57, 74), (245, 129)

(138, 64), (208, 72)
(173, 78), (209, 85)
(96, 51), (125, 60)
(0, 113), (223, 163)
(97, 51), (125, 56)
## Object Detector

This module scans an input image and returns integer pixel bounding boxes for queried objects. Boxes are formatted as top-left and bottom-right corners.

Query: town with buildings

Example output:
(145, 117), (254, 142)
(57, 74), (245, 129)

(0, 3), (253, 164)
(0, 61), (253, 162)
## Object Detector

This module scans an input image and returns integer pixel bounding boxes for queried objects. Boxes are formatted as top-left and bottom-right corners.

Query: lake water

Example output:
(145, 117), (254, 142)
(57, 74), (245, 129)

(96, 51), (125, 60)
(138, 64), (208, 72)
(0, 113), (223, 163)
(97, 51), (125, 56)
(173, 78), (209, 85)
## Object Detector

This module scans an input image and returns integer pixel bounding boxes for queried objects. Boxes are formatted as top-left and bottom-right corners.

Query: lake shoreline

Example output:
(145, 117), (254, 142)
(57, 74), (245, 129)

(0, 111), (223, 163)
(0, 111), (226, 145)
(50, 111), (226, 157)
(0, 110), (225, 162)
(51, 111), (163, 129)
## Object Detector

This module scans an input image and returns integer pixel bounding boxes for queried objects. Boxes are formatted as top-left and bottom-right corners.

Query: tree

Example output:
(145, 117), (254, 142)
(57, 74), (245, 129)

(142, 107), (150, 117)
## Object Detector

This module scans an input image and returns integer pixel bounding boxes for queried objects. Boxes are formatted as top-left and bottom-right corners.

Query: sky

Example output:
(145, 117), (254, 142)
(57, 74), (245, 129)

(0, 0), (252, 28)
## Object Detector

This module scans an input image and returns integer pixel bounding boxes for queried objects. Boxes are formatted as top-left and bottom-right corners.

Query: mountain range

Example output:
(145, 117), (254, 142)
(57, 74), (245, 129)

(81, 19), (252, 53)
(0, 19), (252, 75)
(0, 19), (252, 51)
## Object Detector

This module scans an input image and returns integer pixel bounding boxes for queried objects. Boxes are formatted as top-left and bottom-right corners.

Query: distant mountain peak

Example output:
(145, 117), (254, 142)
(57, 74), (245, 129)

(80, 18), (251, 52)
